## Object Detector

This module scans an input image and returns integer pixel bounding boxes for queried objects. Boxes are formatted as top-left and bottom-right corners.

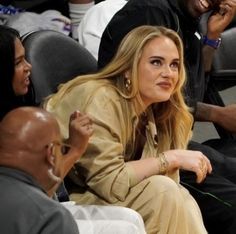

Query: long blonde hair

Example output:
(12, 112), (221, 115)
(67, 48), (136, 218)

(46, 25), (193, 152)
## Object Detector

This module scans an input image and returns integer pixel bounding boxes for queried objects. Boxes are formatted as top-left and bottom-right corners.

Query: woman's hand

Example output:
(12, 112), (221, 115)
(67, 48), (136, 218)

(164, 149), (212, 183)
(67, 110), (93, 156)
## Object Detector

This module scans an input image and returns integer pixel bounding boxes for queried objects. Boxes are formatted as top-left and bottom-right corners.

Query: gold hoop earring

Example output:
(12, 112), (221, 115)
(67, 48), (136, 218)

(125, 78), (132, 92)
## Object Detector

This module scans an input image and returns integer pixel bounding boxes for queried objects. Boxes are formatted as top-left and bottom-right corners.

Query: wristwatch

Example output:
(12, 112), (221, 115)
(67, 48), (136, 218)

(202, 35), (222, 49)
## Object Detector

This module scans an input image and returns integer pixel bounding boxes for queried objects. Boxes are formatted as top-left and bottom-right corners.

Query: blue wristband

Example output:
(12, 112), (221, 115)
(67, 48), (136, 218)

(202, 35), (221, 49)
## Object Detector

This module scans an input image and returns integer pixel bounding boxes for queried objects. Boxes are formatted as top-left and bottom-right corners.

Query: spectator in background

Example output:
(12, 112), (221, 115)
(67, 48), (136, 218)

(0, 0), (71, 36)
(78, 0), (128, 59)
(68, 0), (95, 39)
(0, 25), (34, 121)
(0, 1), (106, 40)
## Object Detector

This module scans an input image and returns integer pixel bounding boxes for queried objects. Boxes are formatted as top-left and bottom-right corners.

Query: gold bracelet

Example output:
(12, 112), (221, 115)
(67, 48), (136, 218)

(158, 152), (169, 175)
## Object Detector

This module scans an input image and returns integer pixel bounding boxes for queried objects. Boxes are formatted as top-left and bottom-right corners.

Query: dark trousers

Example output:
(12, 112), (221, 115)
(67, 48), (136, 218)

(180, 141), (236, 234)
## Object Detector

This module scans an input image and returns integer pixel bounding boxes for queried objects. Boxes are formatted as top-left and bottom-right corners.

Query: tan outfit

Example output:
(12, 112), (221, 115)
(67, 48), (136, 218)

(45, 80), (207, 234)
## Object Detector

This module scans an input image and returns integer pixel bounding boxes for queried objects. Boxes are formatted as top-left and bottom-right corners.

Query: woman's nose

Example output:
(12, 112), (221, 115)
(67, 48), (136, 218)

(160, 65), (172, 77)
(24, 59), (32, 71)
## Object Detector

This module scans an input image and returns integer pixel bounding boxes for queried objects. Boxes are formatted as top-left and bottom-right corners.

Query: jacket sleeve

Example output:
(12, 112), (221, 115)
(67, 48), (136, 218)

(76, 88), (140, 203)
(45, 85), (140, 203)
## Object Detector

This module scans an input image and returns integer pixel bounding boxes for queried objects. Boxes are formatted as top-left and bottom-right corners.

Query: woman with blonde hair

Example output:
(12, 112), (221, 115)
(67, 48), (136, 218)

(45, 25), (211, 234)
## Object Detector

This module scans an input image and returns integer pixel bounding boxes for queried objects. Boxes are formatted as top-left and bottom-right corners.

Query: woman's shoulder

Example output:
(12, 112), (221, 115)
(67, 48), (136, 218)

(84, 80), (120, 99)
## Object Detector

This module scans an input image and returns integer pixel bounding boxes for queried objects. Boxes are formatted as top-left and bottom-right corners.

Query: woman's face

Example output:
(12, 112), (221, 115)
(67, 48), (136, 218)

(137, 36), (180, 108)
(12, 38), (31, 96)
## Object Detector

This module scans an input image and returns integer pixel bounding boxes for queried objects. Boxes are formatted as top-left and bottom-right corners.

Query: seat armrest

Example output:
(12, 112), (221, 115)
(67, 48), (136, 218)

(211, 69), (236, 81)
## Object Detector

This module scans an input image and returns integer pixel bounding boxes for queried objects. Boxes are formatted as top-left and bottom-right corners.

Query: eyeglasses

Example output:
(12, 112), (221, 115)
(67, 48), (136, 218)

(48, 141), (73, 156)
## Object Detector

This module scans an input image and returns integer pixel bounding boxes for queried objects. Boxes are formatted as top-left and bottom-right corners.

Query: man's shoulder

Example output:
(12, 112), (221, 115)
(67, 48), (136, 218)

(124, 0), (172, 10)
(98, 0), (179, 68)
(0, 168), (57, 213)
(107, 0), (177, 28)
(0, 177), (78, 234)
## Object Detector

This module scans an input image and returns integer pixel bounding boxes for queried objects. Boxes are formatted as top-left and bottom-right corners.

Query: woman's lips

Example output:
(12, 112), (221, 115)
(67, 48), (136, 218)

(157, 81), (172, 89)
(24, 77), (30, 86)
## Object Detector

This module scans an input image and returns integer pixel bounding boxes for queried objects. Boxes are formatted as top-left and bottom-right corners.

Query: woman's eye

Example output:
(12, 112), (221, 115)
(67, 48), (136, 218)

(15, 56), (26, 67)
(15, 60), (21, 66)
(15, 58), (24, 67)
(151, 60), (161, 66)
(170, 62), (179, 70)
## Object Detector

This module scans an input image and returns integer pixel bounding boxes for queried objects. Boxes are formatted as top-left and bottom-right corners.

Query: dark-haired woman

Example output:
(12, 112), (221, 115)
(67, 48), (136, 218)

(0, 25), (34, 121)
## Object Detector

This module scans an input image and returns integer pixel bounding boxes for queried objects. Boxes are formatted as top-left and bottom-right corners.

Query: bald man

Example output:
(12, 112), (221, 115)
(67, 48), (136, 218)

(0, 107), (146, 234)
(0, 106), (93, 234)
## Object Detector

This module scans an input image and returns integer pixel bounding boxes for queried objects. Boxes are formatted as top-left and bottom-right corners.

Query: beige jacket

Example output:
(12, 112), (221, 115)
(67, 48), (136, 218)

(45, 80), (207, 234)
(46, 80), (179, 203)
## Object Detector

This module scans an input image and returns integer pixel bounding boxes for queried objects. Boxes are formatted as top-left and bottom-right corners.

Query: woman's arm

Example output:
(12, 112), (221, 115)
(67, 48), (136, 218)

(127, 149), (212, 184)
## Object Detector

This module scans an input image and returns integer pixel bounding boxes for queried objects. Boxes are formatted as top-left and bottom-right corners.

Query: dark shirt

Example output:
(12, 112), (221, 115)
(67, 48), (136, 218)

(0, 166), (79, 234)
(98, 0), (206, 111)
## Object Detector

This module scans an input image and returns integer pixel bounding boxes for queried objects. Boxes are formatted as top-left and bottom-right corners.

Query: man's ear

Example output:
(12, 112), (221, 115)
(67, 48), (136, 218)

(46, 144), (55, 167)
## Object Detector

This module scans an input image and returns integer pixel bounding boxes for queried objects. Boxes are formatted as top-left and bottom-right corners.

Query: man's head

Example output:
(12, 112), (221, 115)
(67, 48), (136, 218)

(180, 0), (222, 18)
(0, 107), (68, 195)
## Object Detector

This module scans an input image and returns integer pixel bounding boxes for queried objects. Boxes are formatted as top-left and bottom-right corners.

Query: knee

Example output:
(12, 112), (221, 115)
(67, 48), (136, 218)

(146, 175), (183, 204)
(148, 175), (179, 192)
